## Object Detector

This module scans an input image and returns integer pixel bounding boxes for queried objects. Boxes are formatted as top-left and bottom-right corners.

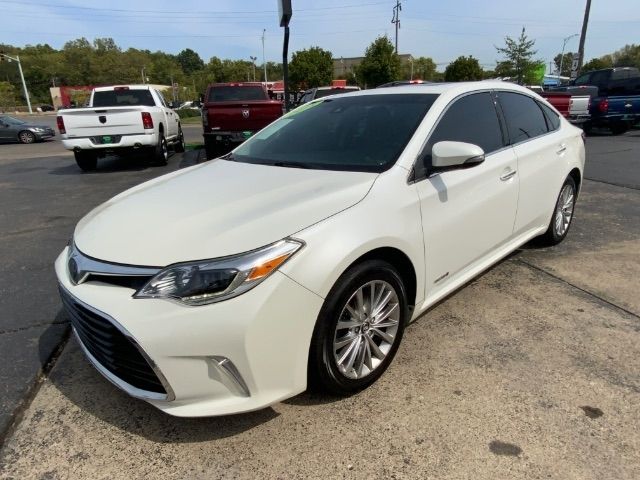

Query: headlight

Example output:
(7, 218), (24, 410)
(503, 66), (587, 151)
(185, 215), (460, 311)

(134, 239), (303, 306)
(30, 127), (45, 132)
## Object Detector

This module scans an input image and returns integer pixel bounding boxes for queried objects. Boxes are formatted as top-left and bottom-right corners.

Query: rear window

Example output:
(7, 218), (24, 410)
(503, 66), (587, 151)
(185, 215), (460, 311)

(208, 86), (266, 102)
(92, 89), (155, 107)
(314, 87), (358, 99)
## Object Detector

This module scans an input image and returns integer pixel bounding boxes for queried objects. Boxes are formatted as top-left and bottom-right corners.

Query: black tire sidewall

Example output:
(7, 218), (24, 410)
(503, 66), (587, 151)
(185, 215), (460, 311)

(309, 259), (408, 395)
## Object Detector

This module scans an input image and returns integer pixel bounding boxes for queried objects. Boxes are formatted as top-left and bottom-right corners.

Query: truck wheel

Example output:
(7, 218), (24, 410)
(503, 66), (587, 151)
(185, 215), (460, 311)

(174, 126), (185, 153)
(150, 133), (168, 166)
(74, 151), (97, 172)
(610, 123), (629, 135)
(204, 137), (218, 160)
(581, 122), (592, 135)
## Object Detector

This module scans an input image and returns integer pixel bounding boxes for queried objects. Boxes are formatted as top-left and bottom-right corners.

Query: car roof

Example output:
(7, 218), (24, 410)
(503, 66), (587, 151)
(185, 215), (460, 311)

(340, 80), (535, 97)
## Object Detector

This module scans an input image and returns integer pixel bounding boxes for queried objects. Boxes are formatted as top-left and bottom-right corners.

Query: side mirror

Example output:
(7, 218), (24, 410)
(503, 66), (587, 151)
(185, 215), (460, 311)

(431, 141), (485, 172)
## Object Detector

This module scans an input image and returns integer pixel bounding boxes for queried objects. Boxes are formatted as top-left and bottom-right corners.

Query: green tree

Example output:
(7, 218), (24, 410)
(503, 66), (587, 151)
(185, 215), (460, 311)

(176, 48), (204, 75)
(581, 57), (612, 73)
(289, 46), (333, 90)
(610, 44), (640, 68)
(553, 51), (575, 77)
(495, 27), (541, 84)
(356, 36), (401, 87)
(444, 56), (483, 81)
(0, 81), (16, 111)
(403, 56), (436, 81)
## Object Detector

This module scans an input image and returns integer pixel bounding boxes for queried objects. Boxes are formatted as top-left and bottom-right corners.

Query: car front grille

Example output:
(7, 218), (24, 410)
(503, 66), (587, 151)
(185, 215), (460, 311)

(59, 287), (167, 396)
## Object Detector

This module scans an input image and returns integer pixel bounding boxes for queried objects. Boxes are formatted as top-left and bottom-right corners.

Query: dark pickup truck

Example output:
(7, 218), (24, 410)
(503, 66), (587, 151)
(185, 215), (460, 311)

(202, 82), (283, 159)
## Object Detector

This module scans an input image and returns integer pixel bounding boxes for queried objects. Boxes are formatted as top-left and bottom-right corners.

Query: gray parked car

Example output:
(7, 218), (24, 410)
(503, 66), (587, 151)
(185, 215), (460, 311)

(0, 115), (56, 143)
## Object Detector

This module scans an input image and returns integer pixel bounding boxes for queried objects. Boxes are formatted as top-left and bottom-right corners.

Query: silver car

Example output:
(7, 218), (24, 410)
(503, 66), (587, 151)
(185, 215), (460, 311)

(0, 115), (56, 143)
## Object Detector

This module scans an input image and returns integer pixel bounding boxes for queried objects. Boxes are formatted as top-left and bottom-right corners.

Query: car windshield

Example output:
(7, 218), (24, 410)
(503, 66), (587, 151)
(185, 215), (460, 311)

(0, 115), (25, 125)
(232, 94), (438, 173)
(92, 89), (155, 107)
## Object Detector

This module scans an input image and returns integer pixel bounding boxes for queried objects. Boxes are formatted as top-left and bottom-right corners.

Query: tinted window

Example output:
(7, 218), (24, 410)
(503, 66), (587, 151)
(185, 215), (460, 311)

(498, 92), (549, 144)
(574, 73), (591, 86)
(208, 86), (266, 102)
(93, 89), (155, 107)
(418, 92), (504, 175)
(233, 94), (438, 173)
(538, 102), (560, 131)
(611, 69), (629, 80)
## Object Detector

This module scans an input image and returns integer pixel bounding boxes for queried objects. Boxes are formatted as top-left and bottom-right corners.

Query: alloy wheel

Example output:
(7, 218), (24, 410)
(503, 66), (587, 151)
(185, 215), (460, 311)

(554, 184), (574, 237)
(333, 280), (400, 380)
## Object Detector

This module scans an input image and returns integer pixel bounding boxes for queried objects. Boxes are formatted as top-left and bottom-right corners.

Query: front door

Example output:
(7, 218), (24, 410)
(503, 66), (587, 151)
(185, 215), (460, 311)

(412, 92), (519, 299)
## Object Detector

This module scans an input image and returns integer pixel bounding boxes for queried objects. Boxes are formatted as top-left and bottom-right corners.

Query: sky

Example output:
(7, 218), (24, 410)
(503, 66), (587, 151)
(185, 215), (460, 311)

(2, 0), (639, 71)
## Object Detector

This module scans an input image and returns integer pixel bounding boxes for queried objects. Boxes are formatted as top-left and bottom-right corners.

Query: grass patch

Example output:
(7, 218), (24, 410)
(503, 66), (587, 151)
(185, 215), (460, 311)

(180, 116), (202, 125)
(186, 143), (203, 151)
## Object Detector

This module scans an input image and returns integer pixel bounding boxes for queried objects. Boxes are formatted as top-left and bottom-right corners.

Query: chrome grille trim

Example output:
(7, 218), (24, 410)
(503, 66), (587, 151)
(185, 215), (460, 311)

(67, 243), (161, 285)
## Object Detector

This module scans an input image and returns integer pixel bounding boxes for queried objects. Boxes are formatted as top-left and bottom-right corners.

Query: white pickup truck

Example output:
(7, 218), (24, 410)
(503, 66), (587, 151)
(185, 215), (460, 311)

(57, 85), (185, 171)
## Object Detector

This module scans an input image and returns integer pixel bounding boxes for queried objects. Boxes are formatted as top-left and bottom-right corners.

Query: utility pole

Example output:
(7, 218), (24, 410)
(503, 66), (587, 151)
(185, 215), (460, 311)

(391, 0), (402, 54)
(262, 29), (268, 83)
(576, 0), (592, 73)
(141, 66), (146, 84)
(0, 53), (32, 114)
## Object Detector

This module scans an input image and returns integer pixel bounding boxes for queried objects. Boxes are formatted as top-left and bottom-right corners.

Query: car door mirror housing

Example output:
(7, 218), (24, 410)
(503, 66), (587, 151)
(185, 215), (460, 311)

(431, 141), (485, 172)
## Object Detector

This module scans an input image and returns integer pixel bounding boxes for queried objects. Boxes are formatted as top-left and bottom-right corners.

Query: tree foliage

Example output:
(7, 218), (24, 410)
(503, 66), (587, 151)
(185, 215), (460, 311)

(402, 56), (436, 81)
(495, 28), (542, 84)
(289, 46), (333, 90)
(176, 48), (204, 75)
(553, 51), (575, 77)
(581, 57), (612, 73)
(444, 56), (483, 81)
(0, 81), (16, 111)
(356, 36), (401, 87)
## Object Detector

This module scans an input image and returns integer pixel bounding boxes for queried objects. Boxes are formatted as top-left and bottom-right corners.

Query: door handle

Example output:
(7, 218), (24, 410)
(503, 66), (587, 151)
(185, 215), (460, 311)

(556, 144), (567, 154)
(500, 169), (517, 181)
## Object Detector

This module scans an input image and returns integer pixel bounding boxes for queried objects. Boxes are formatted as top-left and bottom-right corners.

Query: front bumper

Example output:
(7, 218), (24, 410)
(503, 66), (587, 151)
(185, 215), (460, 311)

(55, 248), (324, 416)
(33, 130), (56, 140)
(61, 132), (157, 151)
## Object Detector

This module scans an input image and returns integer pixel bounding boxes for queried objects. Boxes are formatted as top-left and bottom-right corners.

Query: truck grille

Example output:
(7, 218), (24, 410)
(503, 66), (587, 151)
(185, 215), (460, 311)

(59, 287), (167, 396)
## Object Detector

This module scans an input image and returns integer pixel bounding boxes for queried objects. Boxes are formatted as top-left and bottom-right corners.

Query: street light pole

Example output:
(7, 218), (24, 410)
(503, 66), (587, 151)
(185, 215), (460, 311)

(0, 53), (33, 114)
(250, 56), (257, 81)
(262, 29), (268, 83)
(558, 34), (579, 78)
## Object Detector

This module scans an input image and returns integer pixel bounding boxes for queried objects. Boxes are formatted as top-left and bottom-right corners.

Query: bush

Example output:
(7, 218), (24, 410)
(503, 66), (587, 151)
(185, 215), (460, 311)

(176, 109), (201, 119)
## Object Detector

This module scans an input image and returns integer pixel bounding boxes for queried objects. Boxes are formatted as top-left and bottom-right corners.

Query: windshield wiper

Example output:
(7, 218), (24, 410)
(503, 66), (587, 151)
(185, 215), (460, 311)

(220, 152), (235, 161)
(272, 161), (311, 169)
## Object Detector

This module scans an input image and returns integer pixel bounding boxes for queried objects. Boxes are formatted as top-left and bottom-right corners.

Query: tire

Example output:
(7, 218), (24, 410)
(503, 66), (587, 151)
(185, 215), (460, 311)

(581, 122), (592, 135)
(174, 126), (185, 153)
(74, 151), (97, 172)
(610, 123), (629, 135)
(308, 259), (408, 395)
(537, 176), (577, 246)
(18, 130), (36, 144)
(204, 137), (218, 160)
(150, 132), (168, 165)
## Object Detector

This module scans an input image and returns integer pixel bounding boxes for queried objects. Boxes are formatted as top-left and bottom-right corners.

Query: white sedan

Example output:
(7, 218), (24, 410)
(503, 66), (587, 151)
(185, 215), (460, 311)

(55, 81), (584, 416)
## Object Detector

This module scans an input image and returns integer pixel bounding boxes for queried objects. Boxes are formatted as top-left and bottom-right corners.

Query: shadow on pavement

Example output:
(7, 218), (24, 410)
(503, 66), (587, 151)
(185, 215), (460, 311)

(40, 318), (279, 443)
(48, 155), (155, 175)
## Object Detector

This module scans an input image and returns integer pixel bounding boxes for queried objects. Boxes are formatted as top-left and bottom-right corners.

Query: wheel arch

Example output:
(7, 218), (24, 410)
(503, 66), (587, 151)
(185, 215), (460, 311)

(568, 167), (581, 195)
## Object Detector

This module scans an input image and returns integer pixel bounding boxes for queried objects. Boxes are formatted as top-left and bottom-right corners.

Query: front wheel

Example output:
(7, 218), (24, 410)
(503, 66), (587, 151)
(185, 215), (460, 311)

(610, 123), (629, 135)
(308, 260), (408, 395)
(537, 176), (577, 246)
(18, 130), (36, 144)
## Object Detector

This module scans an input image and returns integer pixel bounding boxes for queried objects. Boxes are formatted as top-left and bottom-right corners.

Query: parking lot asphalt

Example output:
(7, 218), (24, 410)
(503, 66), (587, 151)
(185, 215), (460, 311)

(1, 131), (639, 479)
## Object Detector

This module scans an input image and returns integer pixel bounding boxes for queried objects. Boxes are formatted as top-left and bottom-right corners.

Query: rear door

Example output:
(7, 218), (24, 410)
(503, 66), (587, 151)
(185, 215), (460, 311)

(413, 91), (519, 294)
(154, 89), (178, 138)
(497, 91), (567, 236)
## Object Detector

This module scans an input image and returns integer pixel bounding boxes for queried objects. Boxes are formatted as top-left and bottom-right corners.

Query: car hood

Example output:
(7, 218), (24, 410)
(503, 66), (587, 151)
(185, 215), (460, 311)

(74, 160), (377, 266)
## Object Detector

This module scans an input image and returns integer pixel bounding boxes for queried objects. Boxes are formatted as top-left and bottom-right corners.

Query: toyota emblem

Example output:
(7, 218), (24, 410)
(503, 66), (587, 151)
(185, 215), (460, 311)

(242, 109), (250, 119)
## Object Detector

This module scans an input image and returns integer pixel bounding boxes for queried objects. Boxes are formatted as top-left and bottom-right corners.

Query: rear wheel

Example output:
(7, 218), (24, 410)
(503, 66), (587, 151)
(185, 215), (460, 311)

(174, 126), (185, 153)
(150, 132), (168, 165)
(204, 137), (218, 160)
(74, 151), (97, 171)
(537, 176), (577, 246)
(610, 123), (629, 135)
(308, 260), (408, 395)
(18, 130), (36, 144)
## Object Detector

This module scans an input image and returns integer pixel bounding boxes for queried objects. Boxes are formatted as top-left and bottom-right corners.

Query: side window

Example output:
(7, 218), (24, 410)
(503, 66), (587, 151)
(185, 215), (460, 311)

(416, 92), (504, 178)
(574, 73), (591, 86)
(156, 91), (167, 107)
(538, 102), (560, 131)
(498, 92), (549, 144)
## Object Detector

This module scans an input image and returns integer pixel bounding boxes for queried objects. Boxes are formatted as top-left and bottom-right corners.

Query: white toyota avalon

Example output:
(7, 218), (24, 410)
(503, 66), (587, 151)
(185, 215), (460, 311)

(56, 81), (585, 416)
